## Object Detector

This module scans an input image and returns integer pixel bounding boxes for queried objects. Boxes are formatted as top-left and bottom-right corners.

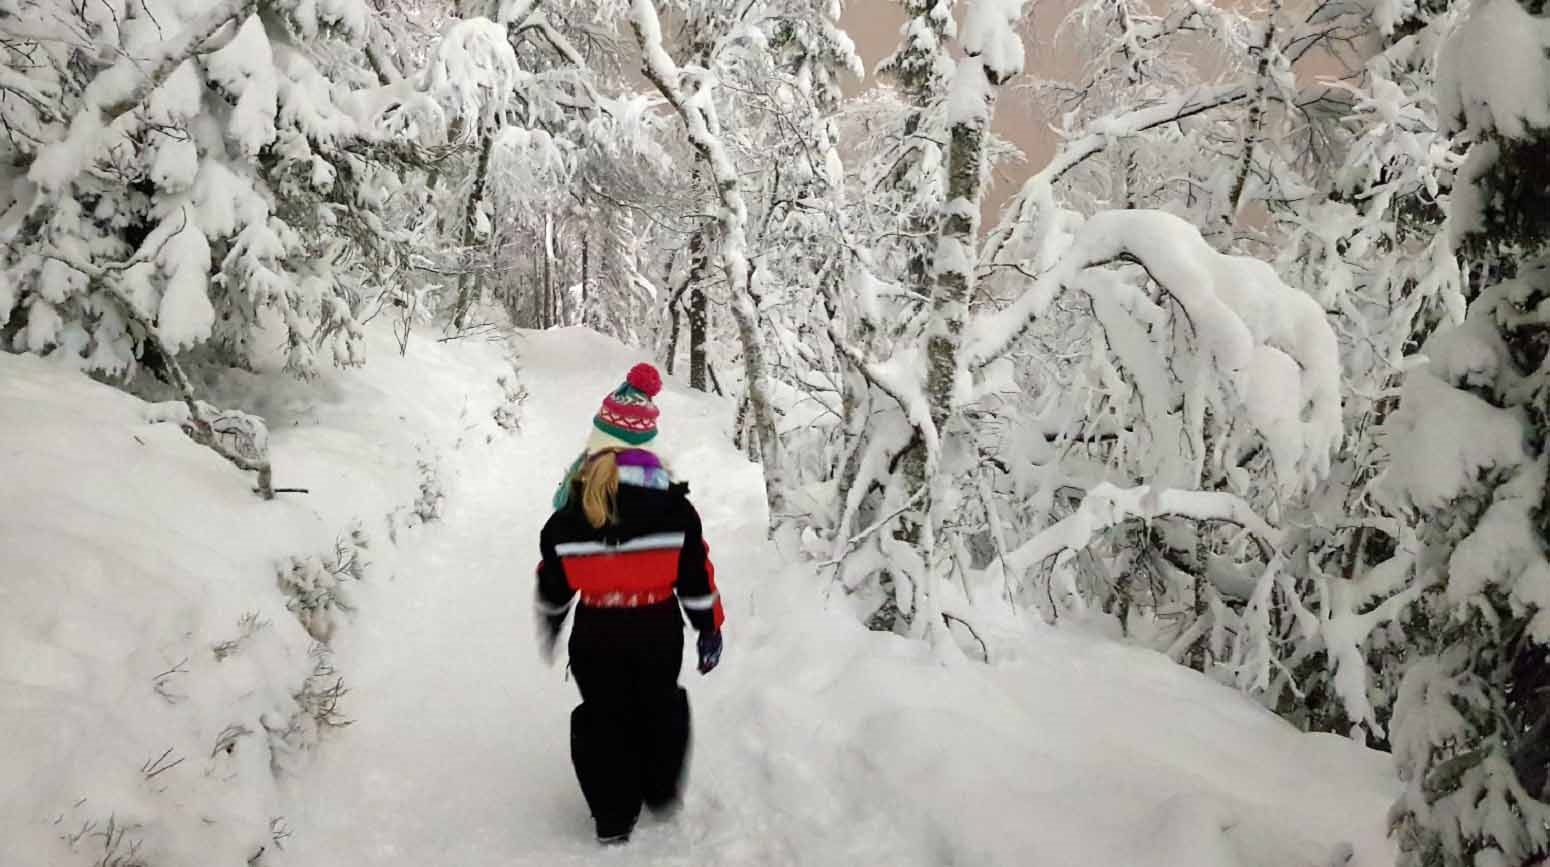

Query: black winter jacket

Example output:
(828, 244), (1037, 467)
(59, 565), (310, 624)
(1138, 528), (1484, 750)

(536, 480), (723, 638)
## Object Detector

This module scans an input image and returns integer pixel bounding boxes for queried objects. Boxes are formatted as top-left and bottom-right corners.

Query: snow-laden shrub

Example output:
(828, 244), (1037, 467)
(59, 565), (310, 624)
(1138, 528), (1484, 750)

(493, 371), (528, 432)
(263, 646), (352, 778)
(276, 528), (369, 644)
(413, 457), (446, 524)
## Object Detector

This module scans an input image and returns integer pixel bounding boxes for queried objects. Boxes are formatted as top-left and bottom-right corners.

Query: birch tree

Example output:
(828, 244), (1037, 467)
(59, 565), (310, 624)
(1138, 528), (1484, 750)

(629, 0), (787, 518)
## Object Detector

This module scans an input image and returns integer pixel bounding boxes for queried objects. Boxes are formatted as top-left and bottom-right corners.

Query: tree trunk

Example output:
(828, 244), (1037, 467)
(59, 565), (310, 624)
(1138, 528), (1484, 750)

(663, 230), (709, 376)
(542, 215), (554, 328)
(892, 0), (1025, 636)
(580, 231), (590, 325)
(452, 131), (496, 330)
(632, 0), (788, 522)
(1225, 1), (1281, 230)
(664, 301), (682, 375)
(688, 288), (708, 392)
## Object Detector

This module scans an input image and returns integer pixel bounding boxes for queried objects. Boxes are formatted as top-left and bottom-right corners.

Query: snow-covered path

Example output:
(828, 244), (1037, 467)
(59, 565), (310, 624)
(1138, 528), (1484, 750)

(285, 329), (823, 865)
(1, 324), (1400, 867)
(284, 378), (581, 862)
(284, 327), (1399, 867)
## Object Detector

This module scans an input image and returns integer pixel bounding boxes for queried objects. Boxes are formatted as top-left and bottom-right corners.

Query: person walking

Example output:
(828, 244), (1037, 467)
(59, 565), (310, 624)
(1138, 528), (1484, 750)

(533, 363), (725, 845)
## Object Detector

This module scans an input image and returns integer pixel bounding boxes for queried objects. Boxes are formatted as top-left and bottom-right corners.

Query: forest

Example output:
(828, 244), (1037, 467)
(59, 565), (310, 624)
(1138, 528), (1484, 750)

(1, 0), (1548, 864)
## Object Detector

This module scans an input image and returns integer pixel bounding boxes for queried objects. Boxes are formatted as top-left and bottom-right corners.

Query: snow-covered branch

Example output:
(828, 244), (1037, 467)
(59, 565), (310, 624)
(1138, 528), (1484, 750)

(1224, 4), (1283, 225)
(982, 84), (1250, 264)
(827, 323), (940, 458)
(38, 240), (274, 497)
(1003, 482), (1284, 575)
(28, 0), (258, 192)
(969, 209), (1342, 494)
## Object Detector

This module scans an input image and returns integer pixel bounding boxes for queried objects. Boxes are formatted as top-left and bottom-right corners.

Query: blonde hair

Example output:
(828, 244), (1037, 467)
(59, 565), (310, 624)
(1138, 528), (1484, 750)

(577, 451), (619, 528)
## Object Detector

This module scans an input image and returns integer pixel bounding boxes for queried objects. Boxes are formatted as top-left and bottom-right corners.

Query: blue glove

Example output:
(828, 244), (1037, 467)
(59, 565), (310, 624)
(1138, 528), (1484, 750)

(697, 629), (722, 675)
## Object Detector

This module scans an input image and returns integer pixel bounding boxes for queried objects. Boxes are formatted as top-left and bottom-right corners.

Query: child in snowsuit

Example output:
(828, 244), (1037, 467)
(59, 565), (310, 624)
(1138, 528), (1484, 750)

(534, 363), (725, 845)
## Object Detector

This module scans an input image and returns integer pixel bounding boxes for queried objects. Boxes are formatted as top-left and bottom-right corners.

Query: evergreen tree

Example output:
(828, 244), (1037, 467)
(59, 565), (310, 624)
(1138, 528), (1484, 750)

(1, 0), (405, 378)
(1387, 0), (1550, 862)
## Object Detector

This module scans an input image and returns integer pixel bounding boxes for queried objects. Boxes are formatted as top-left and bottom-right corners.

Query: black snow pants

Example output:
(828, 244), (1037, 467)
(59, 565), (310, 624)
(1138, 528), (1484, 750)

(567, 601), (691, 838)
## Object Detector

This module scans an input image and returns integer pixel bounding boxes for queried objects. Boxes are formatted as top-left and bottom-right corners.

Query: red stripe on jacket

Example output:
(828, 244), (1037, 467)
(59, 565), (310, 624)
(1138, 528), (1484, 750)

(535, 541), (722, 629)
(565, 547), (680, 596)
(701, 541), (725, 629)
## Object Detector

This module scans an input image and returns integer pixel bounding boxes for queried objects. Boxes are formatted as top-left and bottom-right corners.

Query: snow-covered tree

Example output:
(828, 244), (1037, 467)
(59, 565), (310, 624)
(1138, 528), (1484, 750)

(944, 0), (1465, 741)
(819, 0), (955, 633)
(873, 0), (953, 294)
(8, 1), (368, 376)
(0, 0), (540, 382)
(1385, 1), (1550, 863)
(629, 0), (791, 516)
(1255, 0), (1465, 746)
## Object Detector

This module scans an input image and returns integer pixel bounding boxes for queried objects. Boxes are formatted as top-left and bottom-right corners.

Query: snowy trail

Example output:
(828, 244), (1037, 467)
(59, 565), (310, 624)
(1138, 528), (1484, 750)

(283, 327), (1398, 867)
(286, 345), (586, 863)
(286, 329), (799, 865)
(2, 325), (1399, 867)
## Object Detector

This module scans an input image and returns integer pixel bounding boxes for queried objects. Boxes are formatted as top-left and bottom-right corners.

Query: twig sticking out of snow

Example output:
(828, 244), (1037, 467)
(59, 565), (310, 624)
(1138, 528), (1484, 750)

(941, 611), (990, 662)
(152, 658), (190, 704)
(63, 813), (147, 867)
(141, 747), (185, 781)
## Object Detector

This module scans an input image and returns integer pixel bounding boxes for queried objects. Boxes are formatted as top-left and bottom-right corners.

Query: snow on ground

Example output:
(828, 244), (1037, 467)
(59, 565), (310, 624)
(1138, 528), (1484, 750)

(284, 326), (1399, 867)
(0, 324), (515, 867)
(2, 322), (1396, 867)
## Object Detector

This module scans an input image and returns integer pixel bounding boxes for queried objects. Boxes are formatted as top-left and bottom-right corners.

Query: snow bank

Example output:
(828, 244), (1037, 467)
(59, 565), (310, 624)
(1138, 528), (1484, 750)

(259, 324), (1390, 867)
(700, 563), (1398, 866)
(0, 323), (517, 867)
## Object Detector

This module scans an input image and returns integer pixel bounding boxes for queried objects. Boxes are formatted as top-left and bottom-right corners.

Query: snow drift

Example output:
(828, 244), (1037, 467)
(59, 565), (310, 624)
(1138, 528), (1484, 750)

(2, 323), (1397, 866)
(283, 326), (1398, 867)
(0, 325), (515, 867)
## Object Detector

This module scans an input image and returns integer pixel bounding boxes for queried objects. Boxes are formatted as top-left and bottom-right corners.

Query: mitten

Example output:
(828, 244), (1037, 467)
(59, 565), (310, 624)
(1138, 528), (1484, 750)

(697, 629), (722, 675)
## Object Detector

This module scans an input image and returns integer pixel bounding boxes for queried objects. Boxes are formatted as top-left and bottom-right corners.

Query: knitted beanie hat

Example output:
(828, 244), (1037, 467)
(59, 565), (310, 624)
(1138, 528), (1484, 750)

(591, 363), (663, 448)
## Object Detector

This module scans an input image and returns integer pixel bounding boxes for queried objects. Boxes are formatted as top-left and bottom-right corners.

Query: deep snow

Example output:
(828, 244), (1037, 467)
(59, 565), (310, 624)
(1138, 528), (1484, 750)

(3, 324), (1399, 867)
(0, 323), (513, 867)
(286, 327), (1398, 867)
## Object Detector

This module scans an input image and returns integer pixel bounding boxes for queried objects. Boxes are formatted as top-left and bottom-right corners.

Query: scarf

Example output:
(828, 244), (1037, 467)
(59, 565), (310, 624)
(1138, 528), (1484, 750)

(552, 447), (670, 511)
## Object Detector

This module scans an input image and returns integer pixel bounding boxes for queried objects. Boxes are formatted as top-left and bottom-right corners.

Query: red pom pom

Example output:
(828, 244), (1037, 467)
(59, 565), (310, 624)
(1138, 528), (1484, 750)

(627, 363), (662, 397)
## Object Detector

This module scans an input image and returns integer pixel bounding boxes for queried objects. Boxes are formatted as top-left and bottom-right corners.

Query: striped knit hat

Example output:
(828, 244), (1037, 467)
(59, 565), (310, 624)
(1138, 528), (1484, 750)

(590, 363), (663, 448)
